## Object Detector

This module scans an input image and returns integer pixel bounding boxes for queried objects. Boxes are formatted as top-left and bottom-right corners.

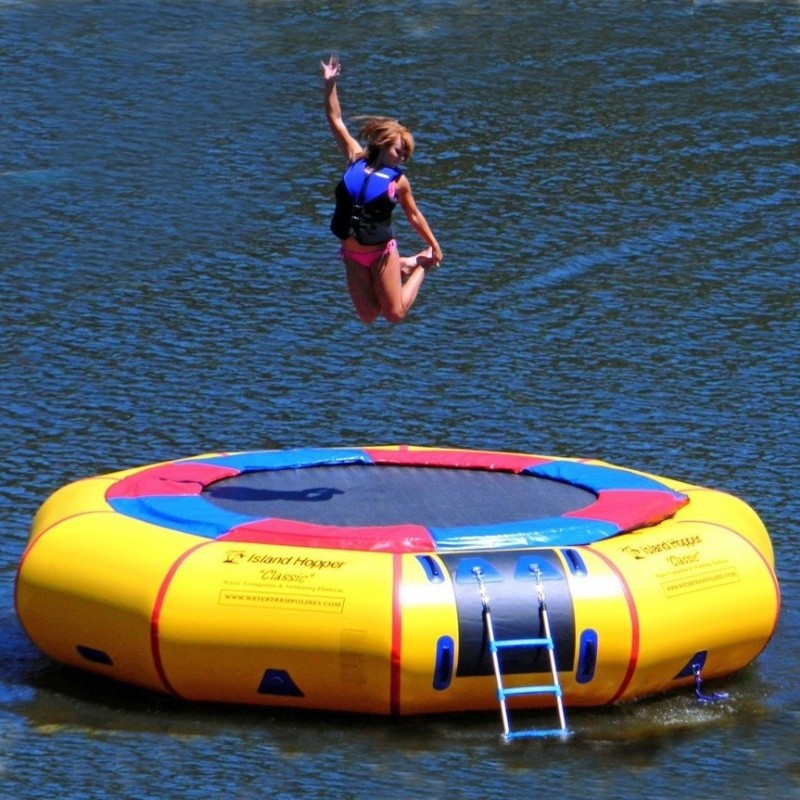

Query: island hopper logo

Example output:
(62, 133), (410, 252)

(621, 534), (701, 561)
(224, 549), (247, 564)
(223, 549), (349, 570)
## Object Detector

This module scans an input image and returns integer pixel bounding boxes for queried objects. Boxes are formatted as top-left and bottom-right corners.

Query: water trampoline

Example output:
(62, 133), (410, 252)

(16, 445), (780, 721)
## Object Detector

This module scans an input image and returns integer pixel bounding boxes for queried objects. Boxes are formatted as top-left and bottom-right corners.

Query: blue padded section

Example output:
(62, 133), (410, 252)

(108, 496), (254, 538)
(527, 460), (678, 494)
(185, 448), (372, 473)
(430, 516), (619, 551)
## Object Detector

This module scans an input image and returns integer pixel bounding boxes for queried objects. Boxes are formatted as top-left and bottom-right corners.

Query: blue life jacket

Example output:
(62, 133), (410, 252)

(330, 158), (403, 245)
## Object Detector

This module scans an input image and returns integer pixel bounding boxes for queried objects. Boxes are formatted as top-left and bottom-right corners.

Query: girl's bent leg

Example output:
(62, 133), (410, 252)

(374, 249), (426, 324)
(344, 260), (381, 324)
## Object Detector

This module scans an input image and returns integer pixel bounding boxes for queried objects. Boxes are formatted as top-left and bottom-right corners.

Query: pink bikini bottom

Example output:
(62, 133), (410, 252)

(340, 239), (397, 269)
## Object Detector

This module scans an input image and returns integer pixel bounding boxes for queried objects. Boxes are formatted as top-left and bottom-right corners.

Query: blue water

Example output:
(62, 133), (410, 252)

(2, 1), (798, 797)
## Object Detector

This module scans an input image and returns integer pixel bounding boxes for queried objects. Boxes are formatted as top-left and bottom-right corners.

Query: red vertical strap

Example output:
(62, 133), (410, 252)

(585, 546), (640, 704)
(150, 541), (211, 697)
(390, 552), (403, 715)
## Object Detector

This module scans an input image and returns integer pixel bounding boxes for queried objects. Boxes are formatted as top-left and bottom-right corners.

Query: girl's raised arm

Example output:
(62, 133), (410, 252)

(322, 56), (361, 161)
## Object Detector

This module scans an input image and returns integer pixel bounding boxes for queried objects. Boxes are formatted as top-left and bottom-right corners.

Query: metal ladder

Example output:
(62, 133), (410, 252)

(473, 565), (570, 740)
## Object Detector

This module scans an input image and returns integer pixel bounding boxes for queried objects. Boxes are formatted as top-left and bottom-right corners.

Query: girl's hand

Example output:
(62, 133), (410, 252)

(419, 244), (443, 268)
(321, 55), (341, 81)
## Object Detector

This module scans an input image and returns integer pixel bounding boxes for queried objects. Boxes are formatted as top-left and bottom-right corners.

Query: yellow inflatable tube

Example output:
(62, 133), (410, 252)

(15, 446), (779, 716)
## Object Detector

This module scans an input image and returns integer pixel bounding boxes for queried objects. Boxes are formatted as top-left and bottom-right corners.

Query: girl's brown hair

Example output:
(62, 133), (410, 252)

(354, 116), (415, 163)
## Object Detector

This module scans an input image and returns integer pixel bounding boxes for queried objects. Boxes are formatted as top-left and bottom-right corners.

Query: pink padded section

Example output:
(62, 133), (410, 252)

(106, 463), (239, 499)
(221, 517), (436, 553)
(565, 489), (688, 529)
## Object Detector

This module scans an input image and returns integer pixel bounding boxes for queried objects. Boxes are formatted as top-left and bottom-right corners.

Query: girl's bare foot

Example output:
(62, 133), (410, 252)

(400, 247), (434, 277)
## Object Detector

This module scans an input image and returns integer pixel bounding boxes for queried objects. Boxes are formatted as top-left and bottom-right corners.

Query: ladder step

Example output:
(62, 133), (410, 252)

(492, 637), (553, 650)
(506, 728), (570, 741)
(500, 685), (561, 698)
